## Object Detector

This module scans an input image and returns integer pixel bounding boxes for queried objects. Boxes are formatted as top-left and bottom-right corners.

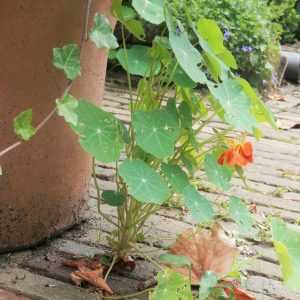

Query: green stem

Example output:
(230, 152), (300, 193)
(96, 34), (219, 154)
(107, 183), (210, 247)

(104, 255), (118, 281)
(92, 158), (119, 228)
(102, 288), (154, 300)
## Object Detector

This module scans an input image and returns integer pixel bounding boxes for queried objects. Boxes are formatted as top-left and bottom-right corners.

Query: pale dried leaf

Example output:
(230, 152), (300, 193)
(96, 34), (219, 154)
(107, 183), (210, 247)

(75, 266), (113, 295)
(168, 224), (238, 284)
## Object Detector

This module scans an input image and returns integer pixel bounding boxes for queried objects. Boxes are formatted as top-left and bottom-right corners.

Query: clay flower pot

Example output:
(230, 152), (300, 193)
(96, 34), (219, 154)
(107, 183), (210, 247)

(0, 0), (114, 253)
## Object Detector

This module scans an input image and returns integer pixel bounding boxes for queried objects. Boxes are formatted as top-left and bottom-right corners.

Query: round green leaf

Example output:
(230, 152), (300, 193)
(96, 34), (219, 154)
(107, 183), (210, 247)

(72, 100), (124, 163)
(204, 153), (232, 191)
(119, 159), (170, 204)
(89, 14), (119, 49)
(208, 79), (257, 133)
(132, 0), (165, 25)
(102, 190), (125, 207)
(161, 163), (189, 193)
(229, 197), (255, 234)
(183, 185), (214, 223)
(53, 44), (81, 80)
(116, 45), (160, 77)
(133, 108), (180, 159)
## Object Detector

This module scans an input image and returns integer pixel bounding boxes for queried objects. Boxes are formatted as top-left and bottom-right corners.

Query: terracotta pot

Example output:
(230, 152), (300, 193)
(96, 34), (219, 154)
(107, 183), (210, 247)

(0, 0), (114, 253)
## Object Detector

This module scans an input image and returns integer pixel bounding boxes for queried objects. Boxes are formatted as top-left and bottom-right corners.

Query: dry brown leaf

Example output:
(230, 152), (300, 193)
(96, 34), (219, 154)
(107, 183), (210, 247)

(75, 266), (113, 295)
(63, 258), (102, 270)
(70, 272), (84, 286)
(168, 224), (238, 284)
(267, 90), (285, 101)
(63, 258), (113, 295)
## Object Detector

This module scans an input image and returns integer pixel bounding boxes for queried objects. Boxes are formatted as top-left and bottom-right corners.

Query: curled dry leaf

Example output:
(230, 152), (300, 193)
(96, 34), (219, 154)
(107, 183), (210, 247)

(73, 266), (113, 295)
(63, 258), (113, 295)
(63, 258), (102, 270)
(168, 224), (238, 284)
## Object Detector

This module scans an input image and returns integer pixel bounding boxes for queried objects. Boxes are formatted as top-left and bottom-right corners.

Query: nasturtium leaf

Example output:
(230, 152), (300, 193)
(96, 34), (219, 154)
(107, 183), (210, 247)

(119, 6), (137, 21)
(14, 109), (36, 141)
(161, 163), (189, 193)
(102, 190), (125, 207)
(89, 14), (119, 49)
(196, 19), (237, 80)
(151, 269), (193, 300)
(170, 63), (197, 88)
(237, 78), (276, 128)
(71, 100), (124, 163)
(112, 1), (145, 40)
(123, 19), (145, 40)
(166, 15), (207, 84)
(218, 48), (237, 70)
(271, 218), (300, 290)
(209, 79), (257, 132)
(119, 159), (170, 204)
(133, 108), (180, 159)
(132, 0), (164, 25)
(178, 101), (193, 129)
(198, 271), (218, 300)
(56, 94), (78, 126)
(116, 45), (160, 77)
(204, 153), (232, 191)
(158, 253), (191, 268)
(197, 19), (225, 54)
(203, 52), (222, 82)
(183, 185), (214, 223)
(229, 197), (255, 234)
(53, 44), (81, 80)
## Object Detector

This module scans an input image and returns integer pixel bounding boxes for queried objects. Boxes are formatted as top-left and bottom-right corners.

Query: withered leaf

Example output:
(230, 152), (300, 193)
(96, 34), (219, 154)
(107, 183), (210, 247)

(63, 257), (113, 295)
(168, 224), (238, 284)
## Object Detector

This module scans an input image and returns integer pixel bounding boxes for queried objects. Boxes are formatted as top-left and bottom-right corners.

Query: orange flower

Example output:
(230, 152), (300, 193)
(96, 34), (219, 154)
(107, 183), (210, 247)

(218, 140), (253, 167)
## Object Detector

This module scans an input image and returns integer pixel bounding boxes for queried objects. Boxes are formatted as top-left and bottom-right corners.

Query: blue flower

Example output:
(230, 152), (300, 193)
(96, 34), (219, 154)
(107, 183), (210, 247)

(241, 45), (253, 53)
(224, 30), (231, 41)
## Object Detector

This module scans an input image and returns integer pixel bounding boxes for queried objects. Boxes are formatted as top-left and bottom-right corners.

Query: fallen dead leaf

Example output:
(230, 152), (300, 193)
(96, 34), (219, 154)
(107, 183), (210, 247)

(63, 257), (113, 295)
(267, 90), (285, 101)
(168, 224), (239, 284)
(73, 266), (113, 295)
(63, 258), (102, 270)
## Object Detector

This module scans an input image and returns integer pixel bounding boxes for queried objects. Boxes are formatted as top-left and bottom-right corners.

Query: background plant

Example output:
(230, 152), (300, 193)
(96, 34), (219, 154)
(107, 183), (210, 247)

(268, 0), (300, 43)
(116, 0), (282, 89)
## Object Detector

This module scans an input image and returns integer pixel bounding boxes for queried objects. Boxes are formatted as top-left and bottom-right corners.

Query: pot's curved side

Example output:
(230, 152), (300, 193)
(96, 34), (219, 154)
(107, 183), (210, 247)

(0, 0), (113, 253)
